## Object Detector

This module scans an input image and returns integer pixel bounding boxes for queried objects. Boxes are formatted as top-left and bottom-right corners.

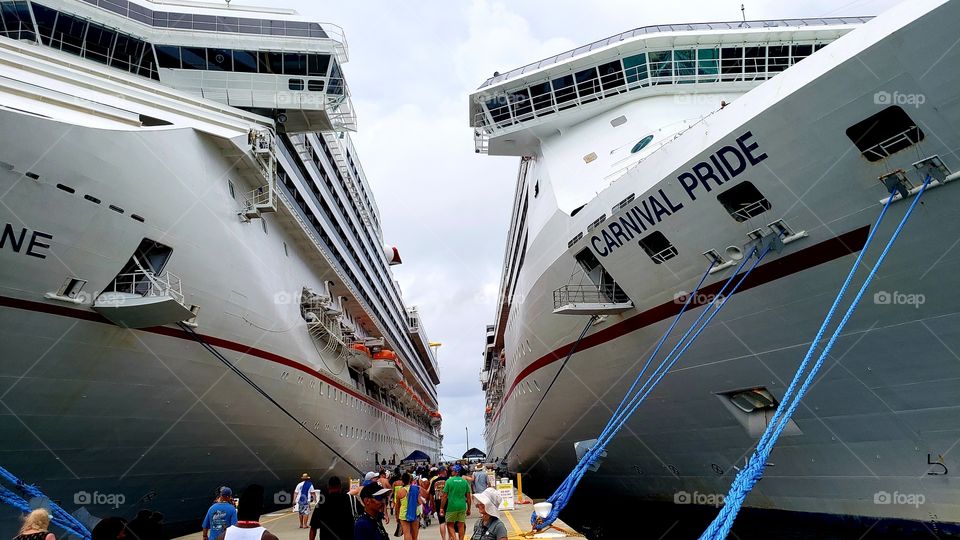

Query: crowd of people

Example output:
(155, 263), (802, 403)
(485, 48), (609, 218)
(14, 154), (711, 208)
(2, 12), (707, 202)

(10, 462), (507, 540)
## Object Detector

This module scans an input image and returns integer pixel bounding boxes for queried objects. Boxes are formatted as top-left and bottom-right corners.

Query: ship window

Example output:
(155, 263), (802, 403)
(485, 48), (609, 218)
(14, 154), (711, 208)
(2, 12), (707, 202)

(0, 1), (35, 41)
(567, 232), (584, 248)
(630, 135), (653, 154)
(623, 53), (648, 86)
(610, 115), (627, 127)
(612, 193), (635, 214)
(32, 3), (56, 45)
(258, 51), (283, 74)
(575, 66), (600, 101)
(207, 48), (232, 71)
(233, 50), (257, 73)
(53, 12), (86, 55)
(227, 180), (235, 199)
(768, 45), (790, 72)
(307, 54), (330, 76)
(648, 50), (671, 81)
(744, 46), (765, 75)
(697, 48), (719, 77)
(717, 181), (771, 222)
(307, 80), (324, 92)
(508, 89), (532, 119)
(180, 47), (206, 70)
(551, 74), (576, 107)
(283, 53), (307, 76)
(288, 78), (304, 91)
(673, 50), (695, 81)
(597, 60), (625, 91)
(84, 24), (115, 65)
(155, 45), (180, 68)
(586, 214), (606, 233)
(638, 231), (678, 264)
(727, 388), (776, 413)
(529, 81), (554, 114)
(84, 194), (101, 204)
(792, 44), (813, 62)
(721, 47), (743, 79)
(112, 33), (146, 73)
(845, 106), (924, 162)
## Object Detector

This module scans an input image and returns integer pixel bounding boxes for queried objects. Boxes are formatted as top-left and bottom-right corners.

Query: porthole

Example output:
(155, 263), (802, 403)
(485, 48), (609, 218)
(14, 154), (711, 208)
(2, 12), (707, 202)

(630, 135), (654, 154)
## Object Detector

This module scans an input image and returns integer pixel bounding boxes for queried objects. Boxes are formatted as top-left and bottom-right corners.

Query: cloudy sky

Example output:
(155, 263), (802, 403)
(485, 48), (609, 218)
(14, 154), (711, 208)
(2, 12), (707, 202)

(284, 0), (901, 459)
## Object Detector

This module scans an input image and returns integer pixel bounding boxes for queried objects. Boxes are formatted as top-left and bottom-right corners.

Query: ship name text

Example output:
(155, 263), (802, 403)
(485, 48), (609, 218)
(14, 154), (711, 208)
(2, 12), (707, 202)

(590, 131), (767, 258)
(1, 223), (53, 259)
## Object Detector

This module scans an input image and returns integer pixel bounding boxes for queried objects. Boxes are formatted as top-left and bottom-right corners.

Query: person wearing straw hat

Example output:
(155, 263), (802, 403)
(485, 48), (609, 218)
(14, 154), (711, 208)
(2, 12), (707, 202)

(469, 489), (507, 540)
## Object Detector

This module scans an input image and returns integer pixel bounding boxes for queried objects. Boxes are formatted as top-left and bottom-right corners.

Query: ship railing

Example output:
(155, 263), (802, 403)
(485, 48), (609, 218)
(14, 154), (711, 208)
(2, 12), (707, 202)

(553, 284), (630, 309)
(863, 126), (923, 161)
(730, 199), (773, 222)
(111, 270), (185, 304)
(649, 245), (680, 264)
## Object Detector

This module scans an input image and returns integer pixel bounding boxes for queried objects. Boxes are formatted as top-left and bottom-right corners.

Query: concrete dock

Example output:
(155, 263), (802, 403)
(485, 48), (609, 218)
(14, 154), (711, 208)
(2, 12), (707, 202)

(175, 502), (580, 540)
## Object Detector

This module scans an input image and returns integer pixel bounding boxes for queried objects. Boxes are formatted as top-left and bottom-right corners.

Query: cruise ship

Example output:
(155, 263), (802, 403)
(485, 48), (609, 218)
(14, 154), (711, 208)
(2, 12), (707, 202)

(0, 0), (441, 533)
(474, 0), (960, 533)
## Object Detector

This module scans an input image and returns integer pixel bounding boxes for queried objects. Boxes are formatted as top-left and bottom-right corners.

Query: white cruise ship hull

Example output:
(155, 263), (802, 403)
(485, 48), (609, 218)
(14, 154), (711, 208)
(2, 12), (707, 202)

(482, 0), (960, 532)
(0, 43), (438, 533)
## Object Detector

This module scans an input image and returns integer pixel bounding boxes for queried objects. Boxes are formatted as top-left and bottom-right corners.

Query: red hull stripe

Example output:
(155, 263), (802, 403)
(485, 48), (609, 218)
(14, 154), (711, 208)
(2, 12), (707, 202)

(490, 225), (870, 424)
(0, 295), (427, 431)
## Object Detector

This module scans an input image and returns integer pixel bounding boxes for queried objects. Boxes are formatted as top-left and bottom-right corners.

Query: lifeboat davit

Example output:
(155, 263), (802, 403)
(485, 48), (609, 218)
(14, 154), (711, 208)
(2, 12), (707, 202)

(347, 343), (373, 371)
(430, 411), (442, 428)
(370, 349), (402, 388)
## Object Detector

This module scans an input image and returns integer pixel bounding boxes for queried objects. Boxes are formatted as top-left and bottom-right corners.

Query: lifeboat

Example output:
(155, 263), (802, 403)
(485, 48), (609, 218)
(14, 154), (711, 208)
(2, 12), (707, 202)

(430, 411), (442, 428)
(369, 349), (403, 388)
(347, 343), (373, 371)
(388, 379), (407, 399)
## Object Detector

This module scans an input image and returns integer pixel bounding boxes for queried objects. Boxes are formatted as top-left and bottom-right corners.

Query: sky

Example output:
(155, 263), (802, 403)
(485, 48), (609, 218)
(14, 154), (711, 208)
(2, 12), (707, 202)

(283, 0), (902, 460)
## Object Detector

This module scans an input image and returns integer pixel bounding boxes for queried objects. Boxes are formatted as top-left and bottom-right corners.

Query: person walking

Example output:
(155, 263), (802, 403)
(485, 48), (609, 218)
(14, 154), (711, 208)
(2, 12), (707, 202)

(428, 468), (448, 540)
(309, 476), (354, 540)
(13, 509), (56, 540)
(294, 473), (316, 529)
(354, 484), (390, 540)
(221, 485), (278, 540)
(202, 487), (238, 540)
(470, 465), (489, 495)
(469, 490), (507, 540)
(439, 465), (470, 540)
(394, 473), (422, 540)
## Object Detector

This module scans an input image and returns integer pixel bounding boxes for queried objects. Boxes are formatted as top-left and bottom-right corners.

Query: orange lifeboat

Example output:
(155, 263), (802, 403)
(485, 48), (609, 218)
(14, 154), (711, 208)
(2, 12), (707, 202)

(429, 411), (442, 428)
(347, 343), (373, 371)
(369, 349), (402, 388)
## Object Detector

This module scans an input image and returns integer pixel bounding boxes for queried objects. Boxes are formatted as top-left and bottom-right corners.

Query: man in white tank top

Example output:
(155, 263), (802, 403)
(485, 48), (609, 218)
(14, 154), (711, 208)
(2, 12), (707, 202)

(222, 485), (279, 540)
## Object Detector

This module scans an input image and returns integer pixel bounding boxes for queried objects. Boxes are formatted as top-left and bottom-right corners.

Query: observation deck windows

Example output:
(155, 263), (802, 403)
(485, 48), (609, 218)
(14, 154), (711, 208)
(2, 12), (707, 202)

(743, 47), (765, 78)
(647, 50), (671, 82)
(308, 54), (330, 76)
(284, 53), (307, 76)
(259, 51), (283, 74)
(308, 80), (325, 92)
(767, 45), (790, 72)
(84, 24), (116, 64)
(792, 44), (813, 62)
(509, 89), (532, 119)
(155, 45), (179, 68)
(530, 81), (554, 114)
(697, 48), (719, 80)
(598, 60), (625, 92)
(53, 11), (86, 55)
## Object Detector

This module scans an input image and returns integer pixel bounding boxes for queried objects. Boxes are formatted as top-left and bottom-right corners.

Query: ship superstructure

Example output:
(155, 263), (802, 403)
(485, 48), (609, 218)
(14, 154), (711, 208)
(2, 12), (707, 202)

(0, 0), (439, 532)
(474, 1), (960, 532)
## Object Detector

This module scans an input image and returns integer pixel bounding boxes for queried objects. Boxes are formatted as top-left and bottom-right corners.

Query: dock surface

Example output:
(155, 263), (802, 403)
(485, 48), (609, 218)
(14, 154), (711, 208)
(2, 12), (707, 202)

(175, 502), (580, 540)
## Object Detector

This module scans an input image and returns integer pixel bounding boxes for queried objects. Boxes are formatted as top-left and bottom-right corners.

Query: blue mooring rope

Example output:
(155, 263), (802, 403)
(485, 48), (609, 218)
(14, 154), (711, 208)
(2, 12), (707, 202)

(534, 240), (774, 530)
(0, 466), (92, 539)
(700, 175), (934, 540)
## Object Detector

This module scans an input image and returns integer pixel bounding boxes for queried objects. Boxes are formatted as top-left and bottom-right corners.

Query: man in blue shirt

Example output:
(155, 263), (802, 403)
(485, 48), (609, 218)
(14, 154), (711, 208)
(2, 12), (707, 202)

(202, 487), (238, 540)
(354, 483), (390, 540)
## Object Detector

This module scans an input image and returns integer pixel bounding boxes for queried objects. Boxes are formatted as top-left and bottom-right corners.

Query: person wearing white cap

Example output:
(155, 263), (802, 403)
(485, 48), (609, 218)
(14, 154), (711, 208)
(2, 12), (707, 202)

(363, 472), (379, 486)
(469, 489), (507, 540)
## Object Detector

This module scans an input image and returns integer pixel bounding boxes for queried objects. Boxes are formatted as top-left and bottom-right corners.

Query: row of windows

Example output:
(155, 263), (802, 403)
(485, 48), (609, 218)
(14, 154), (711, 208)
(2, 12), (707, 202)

(77, 0), (329, 39)
(30, 2), (159, 79)
(154, 45), (333, 77)
(483, 43), (830, 126)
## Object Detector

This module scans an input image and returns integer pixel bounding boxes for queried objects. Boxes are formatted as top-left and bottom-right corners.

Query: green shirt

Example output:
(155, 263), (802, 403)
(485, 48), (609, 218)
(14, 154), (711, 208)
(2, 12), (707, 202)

(443, 476), (470, 512)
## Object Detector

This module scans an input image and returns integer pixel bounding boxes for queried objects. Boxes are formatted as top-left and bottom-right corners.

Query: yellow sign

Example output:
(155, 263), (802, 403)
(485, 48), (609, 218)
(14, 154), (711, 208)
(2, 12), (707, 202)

(496, 481), (515, 510)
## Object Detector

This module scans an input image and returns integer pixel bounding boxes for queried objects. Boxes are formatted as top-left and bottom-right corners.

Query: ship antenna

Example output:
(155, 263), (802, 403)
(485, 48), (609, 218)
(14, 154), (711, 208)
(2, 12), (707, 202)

(740, 3), (746, 26)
